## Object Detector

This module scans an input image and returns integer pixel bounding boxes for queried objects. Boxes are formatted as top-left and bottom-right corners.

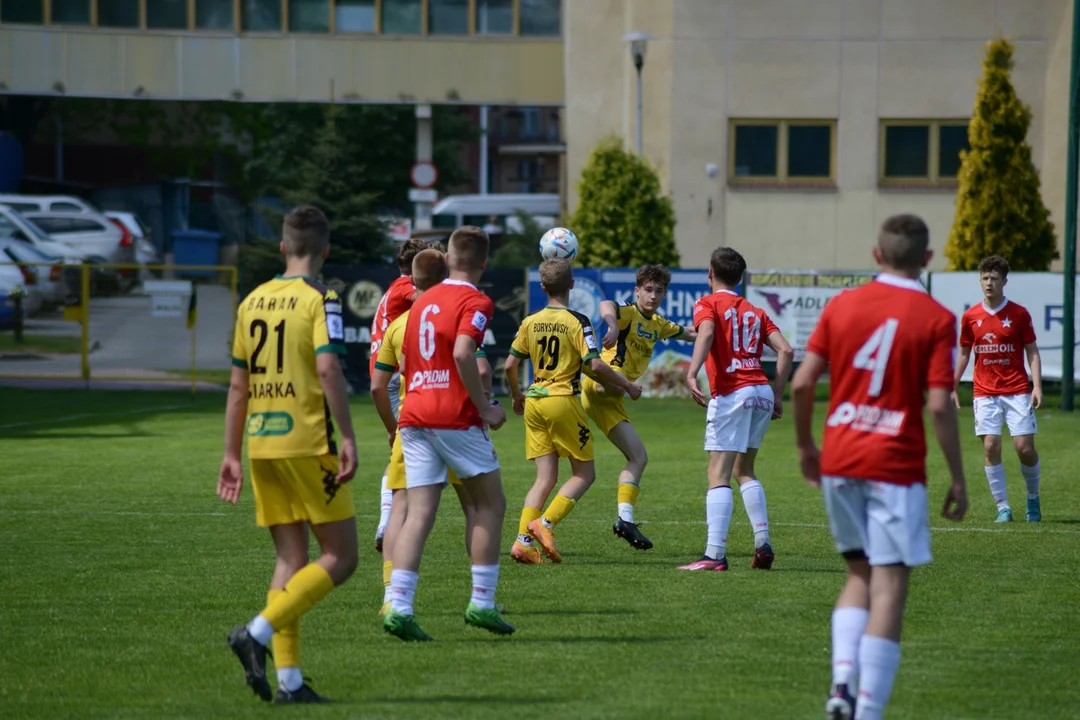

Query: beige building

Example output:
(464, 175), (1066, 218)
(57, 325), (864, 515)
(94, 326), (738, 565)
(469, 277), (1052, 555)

(1, 0), (1075, 270)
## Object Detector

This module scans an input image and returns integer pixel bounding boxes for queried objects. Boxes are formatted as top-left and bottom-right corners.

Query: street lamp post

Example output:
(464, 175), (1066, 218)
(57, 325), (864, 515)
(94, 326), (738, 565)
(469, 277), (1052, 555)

(623, 32), (650, 155)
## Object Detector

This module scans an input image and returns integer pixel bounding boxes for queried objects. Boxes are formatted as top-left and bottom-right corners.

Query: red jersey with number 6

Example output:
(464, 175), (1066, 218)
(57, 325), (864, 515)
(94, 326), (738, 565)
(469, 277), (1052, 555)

(398, 279), (494, 430)
(806, 275), (956, 486)
(369, 275), (415, 375)
(959, 299), (1035, 398)
(693, 290), (779, 397)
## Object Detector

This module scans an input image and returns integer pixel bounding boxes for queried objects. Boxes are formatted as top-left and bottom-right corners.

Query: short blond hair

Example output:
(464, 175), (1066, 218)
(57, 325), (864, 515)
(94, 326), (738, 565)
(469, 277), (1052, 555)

(411, 249), (448, 291)
(282, 205), (330, 258)
(539, 258), (573, 297)
(447, 226), (490, 272)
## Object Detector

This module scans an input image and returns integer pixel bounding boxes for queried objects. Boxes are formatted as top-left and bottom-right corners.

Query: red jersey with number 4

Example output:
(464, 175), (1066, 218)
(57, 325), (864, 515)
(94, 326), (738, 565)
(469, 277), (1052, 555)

(693, 290), (779, 397)
(806, 275), (956, 486)
(398, 279), (494, 430)
(369, 275), (415, 374)
(959, 299), (1035, 398)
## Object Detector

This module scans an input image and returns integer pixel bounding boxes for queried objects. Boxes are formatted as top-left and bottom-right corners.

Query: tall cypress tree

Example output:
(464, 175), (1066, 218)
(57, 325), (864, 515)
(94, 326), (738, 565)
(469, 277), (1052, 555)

(945, 38), (1057, 270)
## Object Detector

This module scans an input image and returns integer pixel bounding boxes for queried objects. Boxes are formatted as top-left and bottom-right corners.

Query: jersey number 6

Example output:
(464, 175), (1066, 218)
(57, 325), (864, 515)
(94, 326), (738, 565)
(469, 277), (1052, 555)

(419, 305), (441, 360)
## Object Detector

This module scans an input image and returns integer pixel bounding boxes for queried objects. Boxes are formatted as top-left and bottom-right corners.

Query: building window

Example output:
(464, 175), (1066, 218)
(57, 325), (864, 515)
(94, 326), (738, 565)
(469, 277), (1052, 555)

(382, 0), (421, 33)
(881, 120), (970, 184)
(2, 0), (44, 23)
(476, 0), (512, 34)
(51, 0), (90, 24)
(729, 120), (835, 184)
(520, 0), (559, 35)
(98, 0), (139, 27)
(147, 0), (187, 28)
(290, 0), (329, 31)
(429, 0), (467, 34)
(242, 0), (281, 31)
(335, 0), (374, 31)
(196, 0), (234, 29)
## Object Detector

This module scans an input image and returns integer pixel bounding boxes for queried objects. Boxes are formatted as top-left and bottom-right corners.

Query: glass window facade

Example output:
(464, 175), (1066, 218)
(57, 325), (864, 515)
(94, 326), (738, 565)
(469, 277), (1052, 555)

(196, 0), (234, 29)
(98, 0), (139, 27)
(429, 0), (467, 35)
(382, 0), (421, 33)
(242, 0), (282, 31)
(1, 0), (45, 23)
(147, 0), (187, 28)
(334, 0), (374, 31)
(476, 0), (512, 34)
(519, 0), (559, 36)
(52, 0), (90, 24)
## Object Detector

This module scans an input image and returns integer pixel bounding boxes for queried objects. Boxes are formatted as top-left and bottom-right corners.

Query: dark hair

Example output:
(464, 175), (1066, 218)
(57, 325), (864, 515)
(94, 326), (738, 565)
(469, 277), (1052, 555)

(397, 237), (442, 275)
(710, 247), (746, 286)
(411, 249), (448, 291)
(282, 205), (330, 258)
(978, 255), (1010, 279)
(878, 214), (930, 270)
(636, 264), (671, 291)
(539, 258), (573, 297)
(447, 226), (490, 271)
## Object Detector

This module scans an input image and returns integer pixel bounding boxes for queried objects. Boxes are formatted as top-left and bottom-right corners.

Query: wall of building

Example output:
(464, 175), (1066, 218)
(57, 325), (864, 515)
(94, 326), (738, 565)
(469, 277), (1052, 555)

(565, 0), (1071, 271)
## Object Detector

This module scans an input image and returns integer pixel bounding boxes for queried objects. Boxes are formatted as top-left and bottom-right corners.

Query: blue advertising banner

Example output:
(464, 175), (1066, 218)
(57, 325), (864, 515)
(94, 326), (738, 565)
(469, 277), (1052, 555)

(526, 268), (735, 396)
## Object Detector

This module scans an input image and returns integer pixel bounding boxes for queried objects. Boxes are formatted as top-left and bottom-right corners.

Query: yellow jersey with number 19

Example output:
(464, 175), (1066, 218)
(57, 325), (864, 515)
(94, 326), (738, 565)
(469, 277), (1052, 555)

(510, 306), (600, 397)
(231, 275), (347, 460)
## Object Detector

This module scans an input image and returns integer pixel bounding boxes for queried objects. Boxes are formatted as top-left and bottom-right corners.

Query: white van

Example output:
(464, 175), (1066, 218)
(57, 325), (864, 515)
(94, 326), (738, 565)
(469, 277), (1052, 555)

(0, 194), (99, 214)
(431, 193), (560, 233)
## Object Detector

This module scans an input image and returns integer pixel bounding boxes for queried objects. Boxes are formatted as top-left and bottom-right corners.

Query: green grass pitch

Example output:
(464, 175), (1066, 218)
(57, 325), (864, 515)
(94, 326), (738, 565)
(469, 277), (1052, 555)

(2, 387), (1079, 719)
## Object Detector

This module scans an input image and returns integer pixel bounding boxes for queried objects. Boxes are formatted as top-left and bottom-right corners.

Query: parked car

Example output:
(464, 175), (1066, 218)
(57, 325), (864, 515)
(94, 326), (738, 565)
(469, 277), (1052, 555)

(0, 274), (20, 329)
(105, 210), (161, 274)
(21, 211), (137, 291)
(0, 193), (100, 214)
(0, 238), (69, 307)
(0, 205), (86, 264)
(0, 252), (40, 317)
(431, 193), (560, 232)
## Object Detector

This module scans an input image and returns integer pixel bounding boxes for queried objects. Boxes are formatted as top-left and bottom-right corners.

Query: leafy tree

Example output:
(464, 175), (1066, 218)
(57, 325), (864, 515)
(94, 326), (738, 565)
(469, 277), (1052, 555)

(945, 38), (1057, 270)
(490, 211), (547, 268)
(571, 137), (678, 268)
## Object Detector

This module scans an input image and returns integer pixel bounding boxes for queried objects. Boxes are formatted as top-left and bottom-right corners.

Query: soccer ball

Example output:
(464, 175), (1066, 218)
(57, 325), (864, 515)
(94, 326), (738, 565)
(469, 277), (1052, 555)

(539, 227), (579, 261)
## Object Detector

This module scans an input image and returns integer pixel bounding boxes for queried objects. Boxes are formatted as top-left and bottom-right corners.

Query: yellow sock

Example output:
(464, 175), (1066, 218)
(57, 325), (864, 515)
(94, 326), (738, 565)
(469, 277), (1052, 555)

(260, 563), (334, 630)
(519, 506), (542, 536)
(618, 483), (640, 507)
(542, 495), (576, 526)
(382, 560), (393, 588)
(267, 589), (300, 669)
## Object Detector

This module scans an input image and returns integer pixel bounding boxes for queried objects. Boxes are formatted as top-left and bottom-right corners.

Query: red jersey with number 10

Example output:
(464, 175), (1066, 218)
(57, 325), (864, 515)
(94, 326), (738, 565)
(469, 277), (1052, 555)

(398, 279), (494, 430)
(959, 299), (1036, 398)
(693, 290), (779, 397)
(369, 275), (415, 375)
(806, 275), (956, 486)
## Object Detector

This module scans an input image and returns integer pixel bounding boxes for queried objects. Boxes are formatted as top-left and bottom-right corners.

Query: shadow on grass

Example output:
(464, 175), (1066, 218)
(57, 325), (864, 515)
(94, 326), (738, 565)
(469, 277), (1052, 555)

(512, 608), (639, 617)
(370, 695), (565, 705)
(456, 635), (705, 644)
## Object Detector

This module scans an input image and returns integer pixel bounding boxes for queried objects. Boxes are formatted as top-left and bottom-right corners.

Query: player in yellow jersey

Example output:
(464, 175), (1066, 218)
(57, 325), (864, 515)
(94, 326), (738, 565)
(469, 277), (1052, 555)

(370, 249), (495, 615)
(504, 259), (643, 564)
(219, 206), (357, 704)
(583, 265), (697, 551)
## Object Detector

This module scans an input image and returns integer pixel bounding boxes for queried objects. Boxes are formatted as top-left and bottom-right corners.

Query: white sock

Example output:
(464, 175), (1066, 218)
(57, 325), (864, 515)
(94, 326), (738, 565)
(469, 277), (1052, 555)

(246, 614), (274, 647)
(1020, 460), (1040, 499)
(618, 502), (635, 523)
(389, 569), (418, 615)
(984, 464), (1009, 509)
(377, 475), (392, 533)
(469, 564), (500, 610)
(382, 581), (393, 605)
(855, 635), (901, 720)
(831, 607), (869, 687)
(705, 486), (733, 560)
(277, 667), (303, 693)
(739, 479), (771, 548)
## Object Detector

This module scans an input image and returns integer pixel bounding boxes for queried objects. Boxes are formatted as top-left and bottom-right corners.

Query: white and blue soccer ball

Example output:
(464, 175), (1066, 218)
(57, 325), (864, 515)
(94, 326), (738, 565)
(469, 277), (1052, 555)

(539, 227), (579, 261)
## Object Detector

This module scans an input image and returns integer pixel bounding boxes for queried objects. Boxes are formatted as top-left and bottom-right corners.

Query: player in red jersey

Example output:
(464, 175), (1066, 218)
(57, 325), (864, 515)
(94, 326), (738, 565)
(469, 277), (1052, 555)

(952, 255), (1043, 524)
(372, 238), (442, 552)
(383, 226), (512, 642)
(791, 215), (967, 720)
(681, 247), (793, 572)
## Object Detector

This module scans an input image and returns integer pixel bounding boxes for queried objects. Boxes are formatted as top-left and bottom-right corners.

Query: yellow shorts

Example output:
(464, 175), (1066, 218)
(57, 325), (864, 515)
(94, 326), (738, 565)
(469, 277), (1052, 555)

(250, 454), (355, 528)
(582, 375), (631, 437)
(387, 432), (461, 490)
(524, 395), (594, 461)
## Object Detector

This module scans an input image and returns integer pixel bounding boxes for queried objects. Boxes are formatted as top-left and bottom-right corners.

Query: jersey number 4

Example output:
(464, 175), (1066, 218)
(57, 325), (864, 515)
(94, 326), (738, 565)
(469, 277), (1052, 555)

(853, 319), (899, 397)
(250, 319), (286, 374)
(723, 308), (761, 354)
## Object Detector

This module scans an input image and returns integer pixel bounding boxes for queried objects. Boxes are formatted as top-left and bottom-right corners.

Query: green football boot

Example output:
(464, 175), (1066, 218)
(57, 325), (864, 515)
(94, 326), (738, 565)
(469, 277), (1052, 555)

(464, 603), (515, 636)
(383, 610), (434, 642)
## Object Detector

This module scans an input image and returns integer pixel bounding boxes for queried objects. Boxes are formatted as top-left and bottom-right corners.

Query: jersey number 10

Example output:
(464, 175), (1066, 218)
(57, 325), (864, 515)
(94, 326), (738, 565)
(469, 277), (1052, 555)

(723, 308), (761, 354)
(250, 319), (286, 374)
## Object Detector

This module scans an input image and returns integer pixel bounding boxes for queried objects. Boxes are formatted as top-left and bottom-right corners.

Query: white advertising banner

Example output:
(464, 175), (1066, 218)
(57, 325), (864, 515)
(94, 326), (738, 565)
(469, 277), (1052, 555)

(929, 272), (1080, 382)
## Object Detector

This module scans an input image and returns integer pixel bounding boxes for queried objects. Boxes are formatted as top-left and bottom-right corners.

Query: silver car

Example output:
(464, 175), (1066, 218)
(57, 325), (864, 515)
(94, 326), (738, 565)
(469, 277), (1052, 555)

(22, 210), (137, 291)
(0, 237), (69, 307)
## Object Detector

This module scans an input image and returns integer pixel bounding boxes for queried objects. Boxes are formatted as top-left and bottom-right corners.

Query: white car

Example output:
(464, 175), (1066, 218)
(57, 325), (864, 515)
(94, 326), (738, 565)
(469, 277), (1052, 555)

(0, 248), (42, 317)
(105, 210), (161, 270)
(0, 206), (85, 263)
(0, 238), (69, 307)
(0, 193), (99, 214)
(21, 211), (137, 281)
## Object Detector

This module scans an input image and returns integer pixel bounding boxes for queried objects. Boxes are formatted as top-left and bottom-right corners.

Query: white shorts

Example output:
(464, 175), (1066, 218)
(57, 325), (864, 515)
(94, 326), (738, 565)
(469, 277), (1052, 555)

(973, 394), (1036, 437)
(704, 384), (774, 453)
(388, 372), (402, 420)
(822, 476), (932, 568)
(400, 425), (499, 488)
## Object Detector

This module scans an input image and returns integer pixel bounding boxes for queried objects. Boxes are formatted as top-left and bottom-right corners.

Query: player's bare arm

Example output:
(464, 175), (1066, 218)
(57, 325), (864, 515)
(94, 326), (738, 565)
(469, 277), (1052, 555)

(952, 344), (972, 408)
(600, 300), (619, 349)
(503, 354), (526, 416)
(685, 319), (714, 407)
(317, 353), (357, 484)
(370, 366), (398, 447)
(927, 387), (968, 521)
(455, 334), (506, 430)
(677, 325), (698, 341)
(766, 330), (794, 419)
(478, 355), (493, 400)
(791, 351), (826, 487)
(217, 365), (250, 505)
(1025, 342), (1043, 409)
(586, 357), (643, 400)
